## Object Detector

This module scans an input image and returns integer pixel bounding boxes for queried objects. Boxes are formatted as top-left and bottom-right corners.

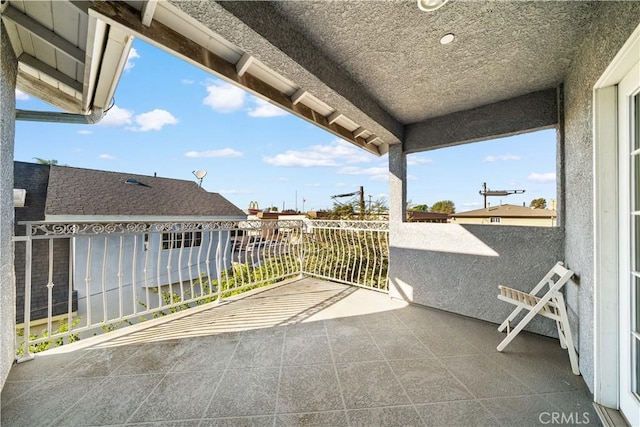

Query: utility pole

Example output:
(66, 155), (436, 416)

(359, 186), (365, 218)
(479, 182), (525, 208)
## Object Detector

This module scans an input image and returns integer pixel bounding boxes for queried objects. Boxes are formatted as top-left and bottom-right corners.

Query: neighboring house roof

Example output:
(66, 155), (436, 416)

(407, 211), (450, 222)
(451, 204), (557, 219)
(14, 162), (245, 219)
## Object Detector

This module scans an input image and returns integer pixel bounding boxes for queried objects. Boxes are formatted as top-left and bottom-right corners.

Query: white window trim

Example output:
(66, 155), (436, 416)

(593, 22), (640, 409)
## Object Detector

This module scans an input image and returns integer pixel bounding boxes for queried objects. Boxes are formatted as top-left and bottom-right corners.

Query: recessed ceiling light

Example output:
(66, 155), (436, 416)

(417, 0), (449, 12)
(440, 33), (455, 45)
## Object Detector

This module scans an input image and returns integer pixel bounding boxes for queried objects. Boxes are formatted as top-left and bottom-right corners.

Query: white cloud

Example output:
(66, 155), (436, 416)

(248, 98), (288, 118)
(100, 105), (134, 127)
(15, 89), (29, 101)
(133, 109), (178, 131)
(407, 157), (433, 166)
(203, 81), (246, 113)
(305, 183), (321, 187)
(339, 166), (388, 182)
(263, 140), (372, 167)
(77, 130), (93, 135)
(182, 78), (195, 85)
(185, 148), (243, 158)
(338, 166), (388, 176)
(528, 172), (556, 182)
(124, 47), (140, 72)
(461, 202), (482, 208)
(483, 154), (522, 162)
(335, 183), (346, 188)
(99, 154), (117, 160)
(370, 174), (390, 182)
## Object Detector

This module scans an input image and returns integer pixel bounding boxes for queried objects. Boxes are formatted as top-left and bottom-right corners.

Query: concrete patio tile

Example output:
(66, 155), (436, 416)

(277, 364), (344, 414)
(413, 328), (482, 357)
(112, 340), (191, 375)
(541, 389), (603, 426)
(0, 380), (38, 406)
(51, 373), (163, 426)
(336, 361), (411, 409)
(391, 305), (451, 329)
(1, 376), (104, 427)
(324, 316), (369, 337)
(389, 358), (473, 404)
(440, 355), (533, 398)
(170, 338), (239, 372)
(205, 367), (280, 418)
(347, 405), (423, 427)
(370, 329), (434, 360)
(58, 345), (142, 378)
(230, 337), (284, 368)
(276, 410), (349, 426)
(360, 311), (407, 331)
(328, 333), (385, 363)
(241, 326), (286, 341)
(283, 335), (332, 366)
(415, 400), (500, 427)
(128, 421), (201, 426)
(6, 351), (84, 381)
(284, 320), (327, 337)
(479, 394), (567, 427)
(128, 371), (224, 422)
(487, 351), (583, 393)
(200, 416), (275, 426)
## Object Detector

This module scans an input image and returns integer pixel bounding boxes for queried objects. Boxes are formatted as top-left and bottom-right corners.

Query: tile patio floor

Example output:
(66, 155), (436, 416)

(1, 278), (600, 426)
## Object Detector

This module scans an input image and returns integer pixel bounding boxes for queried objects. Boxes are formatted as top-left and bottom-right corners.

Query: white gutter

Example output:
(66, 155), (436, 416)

(15, 108), (104, 124)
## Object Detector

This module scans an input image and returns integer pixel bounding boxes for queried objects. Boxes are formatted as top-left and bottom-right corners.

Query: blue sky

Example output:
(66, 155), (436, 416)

(14, 39), (556, 213)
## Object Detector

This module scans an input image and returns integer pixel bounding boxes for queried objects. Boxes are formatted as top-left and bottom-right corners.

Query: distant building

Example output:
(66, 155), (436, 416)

(407, 211), (449, 223)
(450, 204), (557, 227)
(13, 162), (245, 326)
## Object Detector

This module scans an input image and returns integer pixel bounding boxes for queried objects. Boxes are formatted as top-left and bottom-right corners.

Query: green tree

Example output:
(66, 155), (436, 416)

(33, 158), (59, 165)
(530, 198), (547, 209)
(430, 200), (455, 214)
(411, 204), (429, 212)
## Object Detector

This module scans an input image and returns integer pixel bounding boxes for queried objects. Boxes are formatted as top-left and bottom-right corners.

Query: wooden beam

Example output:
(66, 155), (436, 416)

(235, 53), (253, 77)
(17, 72), (82, 114)
(140, 0), (158, 27)
(327, 111), (342, 125)
(2, 5), (85, 64)
(18, 53), (83, 93)
(366, 135), (380, 145)
(68, 1), (91, 14)
(352, 127), (367, 139)
(89, 1), (381, 156)
(291, 88), (307, 105)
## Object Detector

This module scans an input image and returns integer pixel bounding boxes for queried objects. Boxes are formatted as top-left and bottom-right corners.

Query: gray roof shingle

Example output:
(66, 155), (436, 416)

(44, 165), (245, 218)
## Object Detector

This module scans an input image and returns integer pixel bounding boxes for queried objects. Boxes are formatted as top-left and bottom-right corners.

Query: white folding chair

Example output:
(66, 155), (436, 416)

(496, 261), (579, 375)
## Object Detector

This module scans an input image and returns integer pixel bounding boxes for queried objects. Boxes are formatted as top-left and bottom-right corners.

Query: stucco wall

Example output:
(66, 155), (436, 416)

(388, 142), (564, 337)
(562, 2), (640, 393)
(0, 22), (17, 390)
(388, 222), (564, 337)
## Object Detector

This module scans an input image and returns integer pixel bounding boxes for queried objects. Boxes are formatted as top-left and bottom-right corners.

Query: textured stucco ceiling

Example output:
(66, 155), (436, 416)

(264, 0), (600, 124)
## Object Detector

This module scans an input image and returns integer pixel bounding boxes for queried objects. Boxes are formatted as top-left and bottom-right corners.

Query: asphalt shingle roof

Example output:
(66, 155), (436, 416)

(43, 165), (245, 218)
(451, 204), (557, 218)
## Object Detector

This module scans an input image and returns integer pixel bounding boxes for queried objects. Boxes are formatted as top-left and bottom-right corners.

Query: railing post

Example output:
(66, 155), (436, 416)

(18, 223), (34, 362)
(298, 221), (305, 278)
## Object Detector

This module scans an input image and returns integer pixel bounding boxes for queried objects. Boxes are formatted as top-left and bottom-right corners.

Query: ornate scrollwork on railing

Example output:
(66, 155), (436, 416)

(306, 220), (389, 231)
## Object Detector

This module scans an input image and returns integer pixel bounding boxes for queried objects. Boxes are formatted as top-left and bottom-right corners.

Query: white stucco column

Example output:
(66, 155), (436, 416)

(0, 21), (17, 390)
(388, 143), (406, 224)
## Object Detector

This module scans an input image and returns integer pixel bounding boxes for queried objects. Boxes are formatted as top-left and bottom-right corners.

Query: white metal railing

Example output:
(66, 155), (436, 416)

(301, 220), (389, 291)
(14, 219), (388, 358)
